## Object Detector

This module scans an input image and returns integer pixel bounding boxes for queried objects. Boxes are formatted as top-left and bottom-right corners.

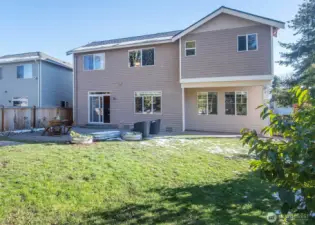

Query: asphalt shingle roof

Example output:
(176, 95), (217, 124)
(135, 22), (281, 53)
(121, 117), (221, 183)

(82, 30), (182, 48)
(69, 6), (285, 54)
(0, 52), (40, 59)
(0, 52), (72, 69)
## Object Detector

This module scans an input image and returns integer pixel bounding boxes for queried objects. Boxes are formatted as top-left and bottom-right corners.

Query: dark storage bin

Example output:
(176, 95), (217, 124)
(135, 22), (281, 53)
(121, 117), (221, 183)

(150, 119), (161, 135)
(133, 121), (150, 138)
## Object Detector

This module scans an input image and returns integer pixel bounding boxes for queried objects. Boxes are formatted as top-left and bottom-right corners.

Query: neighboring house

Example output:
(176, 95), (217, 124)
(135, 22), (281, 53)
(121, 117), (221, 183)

(67, 6), (285, 133)
(0, 52), (73, 108)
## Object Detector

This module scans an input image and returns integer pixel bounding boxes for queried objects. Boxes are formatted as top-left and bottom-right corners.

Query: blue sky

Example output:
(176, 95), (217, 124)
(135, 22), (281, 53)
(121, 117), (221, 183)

(0, 0), (301, 76)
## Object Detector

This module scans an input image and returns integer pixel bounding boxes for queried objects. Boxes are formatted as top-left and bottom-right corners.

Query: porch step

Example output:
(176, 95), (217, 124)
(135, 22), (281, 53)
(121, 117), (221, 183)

(80, 124), (119, 129)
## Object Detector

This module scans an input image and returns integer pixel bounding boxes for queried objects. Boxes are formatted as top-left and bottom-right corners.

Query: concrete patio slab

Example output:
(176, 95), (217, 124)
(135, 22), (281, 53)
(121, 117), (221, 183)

(0, 141), (23, 147)
(6, 127), (242, 143)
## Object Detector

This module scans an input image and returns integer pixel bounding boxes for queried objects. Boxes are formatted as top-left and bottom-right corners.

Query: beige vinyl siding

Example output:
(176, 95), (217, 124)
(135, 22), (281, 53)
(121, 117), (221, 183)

(185, 86), (265, 133)
(181, 25), (272, 78)
(75, 42), (182, 132)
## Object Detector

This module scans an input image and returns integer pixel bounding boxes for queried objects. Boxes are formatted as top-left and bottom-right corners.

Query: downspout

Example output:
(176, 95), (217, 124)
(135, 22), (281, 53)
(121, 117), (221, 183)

(72, 54), (76, 123)
(180, 38), (185, 132)
(37, 59), (41, 107)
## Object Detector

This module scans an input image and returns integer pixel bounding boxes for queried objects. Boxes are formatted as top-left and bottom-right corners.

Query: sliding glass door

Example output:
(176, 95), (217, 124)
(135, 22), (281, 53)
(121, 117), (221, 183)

(89, 95), (103, 123)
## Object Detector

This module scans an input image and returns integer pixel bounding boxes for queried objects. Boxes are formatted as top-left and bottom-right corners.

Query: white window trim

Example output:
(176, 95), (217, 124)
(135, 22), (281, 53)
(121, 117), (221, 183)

(185, 40), (196, 56)
(237, 33), (258, 52)
(12, 97), (28, 107)
(134, 91), (162, 114)
(128, 47), (155, 68)
(197, 92), (218, 115)
(83, 53), (105, 71)
(224, 91), (248, 116)
(17, 64), (33, 79)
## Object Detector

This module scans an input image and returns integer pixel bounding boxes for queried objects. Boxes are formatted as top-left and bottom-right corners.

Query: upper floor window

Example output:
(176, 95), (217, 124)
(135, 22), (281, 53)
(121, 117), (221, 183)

(129, 48), (155, 67)
(225, 91), (248, 116)
(0, 67), (2, 80)
(135, 91), (161, 114)
(185, 41), (196, 56)
(13, 97), (28, 107)
(84, 54), (105, 71)
(238, 34), (258, 52)
(17, 64), (32, 79)
(197, 92), (217, 115)
(60, 101), (69, 108)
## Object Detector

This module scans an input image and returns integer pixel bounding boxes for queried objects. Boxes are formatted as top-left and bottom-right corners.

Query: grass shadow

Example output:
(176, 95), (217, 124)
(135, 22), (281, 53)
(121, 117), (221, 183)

(84, 172), (280, 225)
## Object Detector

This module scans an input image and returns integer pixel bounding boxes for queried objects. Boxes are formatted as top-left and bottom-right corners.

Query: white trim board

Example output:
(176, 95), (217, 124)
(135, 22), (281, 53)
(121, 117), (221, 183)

(180, 75), (273, 84)
(68, 40), (171, 55)
(181, 80), (271, 88)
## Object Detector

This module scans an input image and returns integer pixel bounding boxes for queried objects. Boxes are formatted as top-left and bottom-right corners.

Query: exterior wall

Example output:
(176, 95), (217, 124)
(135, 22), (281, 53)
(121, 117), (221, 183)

(75, 42), (182, 132)
(192, 13), (259, 33)
(181, 24), (272, 79)
(185, 86), (265, 133)
(0, 61), (39, 107)
(41, 61), (73, 107)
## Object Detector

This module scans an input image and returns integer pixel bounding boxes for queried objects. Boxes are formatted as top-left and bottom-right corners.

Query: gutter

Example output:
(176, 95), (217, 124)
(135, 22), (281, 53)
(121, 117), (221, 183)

(67, 39), (173, 55)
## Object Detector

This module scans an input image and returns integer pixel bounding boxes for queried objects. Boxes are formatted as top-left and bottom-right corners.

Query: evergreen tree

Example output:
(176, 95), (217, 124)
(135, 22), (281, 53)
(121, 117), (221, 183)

(279, 0), (315, 88)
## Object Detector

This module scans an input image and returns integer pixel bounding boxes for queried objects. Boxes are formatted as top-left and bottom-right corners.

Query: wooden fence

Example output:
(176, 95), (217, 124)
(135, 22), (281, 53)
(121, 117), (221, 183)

(0, 106), (73, 131)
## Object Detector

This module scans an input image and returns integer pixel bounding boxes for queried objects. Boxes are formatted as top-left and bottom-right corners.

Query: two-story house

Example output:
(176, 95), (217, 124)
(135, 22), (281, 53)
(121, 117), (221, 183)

(67, 6), (285, 133)
(0, 52), (73, 107)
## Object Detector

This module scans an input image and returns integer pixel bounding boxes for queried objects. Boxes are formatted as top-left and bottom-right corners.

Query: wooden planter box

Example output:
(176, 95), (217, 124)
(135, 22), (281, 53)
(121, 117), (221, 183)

(71, 136), (93, 144)
(122, 132), (143, 141)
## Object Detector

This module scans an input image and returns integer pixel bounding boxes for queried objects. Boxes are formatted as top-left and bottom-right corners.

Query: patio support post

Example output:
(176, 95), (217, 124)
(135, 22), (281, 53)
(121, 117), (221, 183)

(33, 106), (36, 128)
(182, 87), (185, 132)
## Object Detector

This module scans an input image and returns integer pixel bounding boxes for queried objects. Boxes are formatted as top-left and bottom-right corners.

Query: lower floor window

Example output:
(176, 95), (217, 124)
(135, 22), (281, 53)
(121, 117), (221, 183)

(225, 91), (247, 115)
(197, 92), (218, 115)
(13, 97), (28, 107)
(135, 91), (162, 114)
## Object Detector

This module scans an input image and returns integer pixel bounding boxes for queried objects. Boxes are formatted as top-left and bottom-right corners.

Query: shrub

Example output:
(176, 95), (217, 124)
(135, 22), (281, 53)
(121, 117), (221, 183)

(241, 87), (315, 216)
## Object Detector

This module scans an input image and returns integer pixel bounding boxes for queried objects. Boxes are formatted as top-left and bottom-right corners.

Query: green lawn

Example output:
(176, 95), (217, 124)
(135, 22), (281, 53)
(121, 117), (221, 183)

(0, 138), (279, 224)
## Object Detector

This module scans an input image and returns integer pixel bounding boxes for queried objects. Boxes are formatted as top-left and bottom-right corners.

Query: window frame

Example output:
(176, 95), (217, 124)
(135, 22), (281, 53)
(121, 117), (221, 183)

(83, 53), (105, 71)
(197, 92), (218, 115)
(236, 91), (248, 116)
(134, 91), (162, 114)
(128, 47), (155, 68)
(0, 67), (2, 80)
(224, 91), (248, 116)
(12, 97), (28, 107)
(237, 33), (258, 52)
(17, 64), (33, 79)
(61, 101), (69, 108)
(185, 40), (196, 56)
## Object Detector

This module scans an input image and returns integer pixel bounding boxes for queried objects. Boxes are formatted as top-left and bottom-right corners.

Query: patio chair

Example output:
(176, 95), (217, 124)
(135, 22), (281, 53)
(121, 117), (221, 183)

(41, 120), (62, 136)
(63, 120), (74, 135)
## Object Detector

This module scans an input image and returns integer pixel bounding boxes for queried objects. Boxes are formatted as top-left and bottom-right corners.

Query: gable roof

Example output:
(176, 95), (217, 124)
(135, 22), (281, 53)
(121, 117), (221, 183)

(0, 52), (73, 70)
(172, 6), (285, 41)
(67, 6), (285, 55)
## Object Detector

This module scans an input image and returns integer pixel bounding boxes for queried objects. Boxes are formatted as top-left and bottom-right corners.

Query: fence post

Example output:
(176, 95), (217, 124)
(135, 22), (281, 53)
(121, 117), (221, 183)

(33, 106), (36, 128)
(1, 106), (4, 132)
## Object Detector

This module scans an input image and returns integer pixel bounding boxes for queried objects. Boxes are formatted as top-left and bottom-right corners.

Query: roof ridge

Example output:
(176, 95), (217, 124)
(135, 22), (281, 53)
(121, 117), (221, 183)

(0, 51), (41, 59)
